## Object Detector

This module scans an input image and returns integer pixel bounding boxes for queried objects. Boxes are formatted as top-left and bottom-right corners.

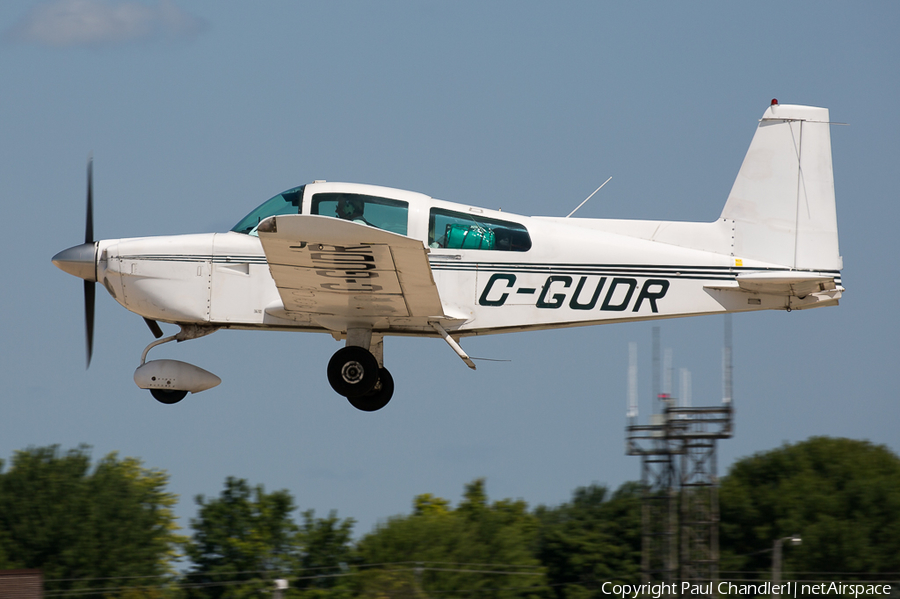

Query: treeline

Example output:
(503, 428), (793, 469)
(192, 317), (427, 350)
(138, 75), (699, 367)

(0, 437), (898, 598)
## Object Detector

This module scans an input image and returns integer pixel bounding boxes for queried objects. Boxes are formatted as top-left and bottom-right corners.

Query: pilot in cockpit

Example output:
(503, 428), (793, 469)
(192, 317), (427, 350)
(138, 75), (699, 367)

(335, 195), (371, 226)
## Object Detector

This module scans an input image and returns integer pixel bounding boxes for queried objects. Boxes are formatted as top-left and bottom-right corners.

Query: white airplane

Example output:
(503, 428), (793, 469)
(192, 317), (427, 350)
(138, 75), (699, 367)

(53, 101), (843, 411)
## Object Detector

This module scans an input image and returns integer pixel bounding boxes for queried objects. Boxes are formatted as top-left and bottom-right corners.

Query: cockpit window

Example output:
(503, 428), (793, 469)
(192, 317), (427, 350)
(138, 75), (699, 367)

(429, 208), (531, 251)
(311, 193), (408, 235)
(231, 186), (305, 236)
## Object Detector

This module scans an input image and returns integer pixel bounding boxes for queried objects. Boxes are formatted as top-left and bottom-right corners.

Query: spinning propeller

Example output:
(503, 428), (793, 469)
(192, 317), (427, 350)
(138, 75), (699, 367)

(84, 157), (95, 367)
(52, 156), (98, 368)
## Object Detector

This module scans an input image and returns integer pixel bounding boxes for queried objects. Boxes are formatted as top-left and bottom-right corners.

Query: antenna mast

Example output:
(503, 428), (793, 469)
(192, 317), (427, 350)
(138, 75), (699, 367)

(565, 177), (612, 218)
(723, 314), (733, 404)
(680, 368), (692, 408)
(628, 342), (638, 421)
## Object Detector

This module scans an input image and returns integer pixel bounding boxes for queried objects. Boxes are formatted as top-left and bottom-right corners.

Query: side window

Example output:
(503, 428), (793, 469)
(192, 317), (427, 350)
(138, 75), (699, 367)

(429, 209), (532, 252)
(311, 193), (408, 236)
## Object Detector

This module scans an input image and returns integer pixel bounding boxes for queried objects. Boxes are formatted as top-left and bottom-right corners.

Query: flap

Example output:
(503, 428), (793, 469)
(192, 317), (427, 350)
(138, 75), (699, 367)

(257, 215), (444, 324)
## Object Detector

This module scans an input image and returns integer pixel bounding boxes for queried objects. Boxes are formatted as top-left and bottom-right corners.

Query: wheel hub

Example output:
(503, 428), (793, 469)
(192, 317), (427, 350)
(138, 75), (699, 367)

(341, 360), (365, 384)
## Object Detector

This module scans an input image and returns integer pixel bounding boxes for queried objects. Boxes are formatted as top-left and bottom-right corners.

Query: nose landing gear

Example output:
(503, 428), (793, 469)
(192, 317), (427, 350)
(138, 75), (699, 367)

(134, 325), (220, 404)
(150, 388), (189, 404)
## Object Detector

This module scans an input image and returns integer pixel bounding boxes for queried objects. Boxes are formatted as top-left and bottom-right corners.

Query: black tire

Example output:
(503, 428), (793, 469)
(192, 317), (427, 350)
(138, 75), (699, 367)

(150, 388), (188, 404)
(327, 346), (379, 398)
(348, 367), (394, 412)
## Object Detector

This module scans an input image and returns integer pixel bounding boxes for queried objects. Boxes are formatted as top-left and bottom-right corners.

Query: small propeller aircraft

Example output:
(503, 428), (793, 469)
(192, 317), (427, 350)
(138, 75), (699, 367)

(53, 102), (843, 411)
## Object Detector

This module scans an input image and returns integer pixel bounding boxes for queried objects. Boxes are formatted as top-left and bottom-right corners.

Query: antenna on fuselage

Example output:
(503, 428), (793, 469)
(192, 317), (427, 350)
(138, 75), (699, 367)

(566, 176), (612, 218)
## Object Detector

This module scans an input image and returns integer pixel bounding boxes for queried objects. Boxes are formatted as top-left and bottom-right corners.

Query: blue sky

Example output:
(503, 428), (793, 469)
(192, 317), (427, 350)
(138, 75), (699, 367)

(1, 1), (898, 544)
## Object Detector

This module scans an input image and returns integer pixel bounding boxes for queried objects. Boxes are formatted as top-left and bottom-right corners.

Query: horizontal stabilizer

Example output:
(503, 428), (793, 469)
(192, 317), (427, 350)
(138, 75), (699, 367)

(734, 271), (839, 296)
(706, 271), (841, 297)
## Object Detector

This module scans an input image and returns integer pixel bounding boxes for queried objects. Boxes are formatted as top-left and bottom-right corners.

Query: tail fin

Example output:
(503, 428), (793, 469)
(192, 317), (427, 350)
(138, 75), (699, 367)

(721, 103), (842, 271)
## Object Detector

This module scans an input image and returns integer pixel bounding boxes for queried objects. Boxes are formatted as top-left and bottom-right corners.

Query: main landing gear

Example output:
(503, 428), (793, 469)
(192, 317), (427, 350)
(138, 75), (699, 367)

(327, 330), (394, 411)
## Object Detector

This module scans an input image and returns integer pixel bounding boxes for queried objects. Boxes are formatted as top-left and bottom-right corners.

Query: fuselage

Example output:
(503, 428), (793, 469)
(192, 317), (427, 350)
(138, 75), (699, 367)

(93, 181), (841, 339)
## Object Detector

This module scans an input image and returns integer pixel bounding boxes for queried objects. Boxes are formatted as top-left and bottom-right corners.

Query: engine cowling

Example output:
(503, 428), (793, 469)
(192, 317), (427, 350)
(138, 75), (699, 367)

(134, 359), (221, 394)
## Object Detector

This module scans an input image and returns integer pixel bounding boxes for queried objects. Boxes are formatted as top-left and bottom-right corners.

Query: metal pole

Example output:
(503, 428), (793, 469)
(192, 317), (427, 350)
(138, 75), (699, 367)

(772, 535), (800, 598)
(771, 538), (783, 599)
(274, 578), (288, 599)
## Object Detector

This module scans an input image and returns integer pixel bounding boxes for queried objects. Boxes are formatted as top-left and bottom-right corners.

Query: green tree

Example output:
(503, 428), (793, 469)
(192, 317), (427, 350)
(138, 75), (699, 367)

(184, 477), (298, 598)
(0, 445), (182, 597)
(720, 437), (900, 577)
(356, 479), (544, 599)
(293, 509), (355, 598)
(534, 482), (641, 599)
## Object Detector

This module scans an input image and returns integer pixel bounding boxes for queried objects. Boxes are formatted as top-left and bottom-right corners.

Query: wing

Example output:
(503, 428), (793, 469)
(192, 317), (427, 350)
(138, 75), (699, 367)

(257, 215), (445, 326)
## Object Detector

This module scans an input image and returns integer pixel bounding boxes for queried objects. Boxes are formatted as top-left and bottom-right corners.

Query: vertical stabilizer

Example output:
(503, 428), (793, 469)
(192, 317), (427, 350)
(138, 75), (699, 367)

(721, 104), (841, 271)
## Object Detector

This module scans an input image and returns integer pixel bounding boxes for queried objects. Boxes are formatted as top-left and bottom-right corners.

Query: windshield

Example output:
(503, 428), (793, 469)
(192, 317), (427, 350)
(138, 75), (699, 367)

(231, 186), (305, 235)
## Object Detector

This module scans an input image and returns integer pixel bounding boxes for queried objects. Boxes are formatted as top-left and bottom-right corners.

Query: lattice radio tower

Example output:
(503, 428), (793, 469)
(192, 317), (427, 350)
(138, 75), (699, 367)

(625, 317), (734, 596)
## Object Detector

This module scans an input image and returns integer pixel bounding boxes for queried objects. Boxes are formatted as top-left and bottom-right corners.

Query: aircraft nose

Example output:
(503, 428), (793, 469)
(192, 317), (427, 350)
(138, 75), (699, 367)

(52, 242), (98, 282)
